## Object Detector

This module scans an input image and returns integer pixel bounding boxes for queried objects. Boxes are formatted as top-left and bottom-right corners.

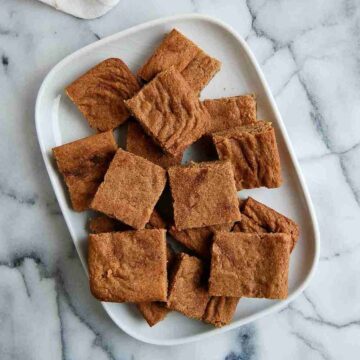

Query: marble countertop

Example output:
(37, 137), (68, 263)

(1, 0), (359, 359)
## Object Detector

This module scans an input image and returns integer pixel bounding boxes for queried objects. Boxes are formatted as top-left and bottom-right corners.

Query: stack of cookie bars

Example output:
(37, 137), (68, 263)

(53, 29), (299, 328)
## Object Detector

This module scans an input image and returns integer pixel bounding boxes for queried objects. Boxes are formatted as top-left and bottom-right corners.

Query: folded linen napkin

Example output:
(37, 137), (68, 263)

(38, 0), (120, 19)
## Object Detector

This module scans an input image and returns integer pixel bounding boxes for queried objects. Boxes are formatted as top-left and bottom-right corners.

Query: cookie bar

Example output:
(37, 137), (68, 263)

(233, 213), (267, 234)
(52, 131), (117, 211)
(209, 232), (291, 299)
(125, 67), (211, 156)
(202, 296), (240, 327)
(88, 229), (167, 302)
(167, 253), (210, 320)
(88, 210), (171, 326)
(168, 161), (241, 230)
(137, 29), (221, 93)
(212, 121), (282, 190)
(233, 197), (299, 251)
(89, 208), (166, 233)
(146, 209), (167, 229)
(66, 58), (140, 131)
(136, 302), (169, 327)
(203, 94), (257, 133)
(88, 215), (131, 233)
(91, 149), (167, 229)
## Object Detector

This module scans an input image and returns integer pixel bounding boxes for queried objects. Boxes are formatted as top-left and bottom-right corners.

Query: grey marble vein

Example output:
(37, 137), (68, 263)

(0, 255), (119, 360)
(2, 55), (9, 67)
(291, 331), (331, 360)
(287, 300), (360, 330)
(0, 187), (37, 206)
(56, 291), (67, 360)
(56, 272), (117, 360)
(245, 0), (279, 51)
(287, 45), (332, 152)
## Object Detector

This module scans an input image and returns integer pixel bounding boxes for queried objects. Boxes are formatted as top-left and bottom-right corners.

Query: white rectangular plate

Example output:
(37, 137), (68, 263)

(35, 14), (320, 346)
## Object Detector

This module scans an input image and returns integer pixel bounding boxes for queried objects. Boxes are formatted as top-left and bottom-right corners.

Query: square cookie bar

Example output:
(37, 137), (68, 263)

(66, 58), (140, 132)
(233, 197), (300, 251)
(126, 121), (182, 169)
(169, 222), (234, 258)
(209, 232), (291, 299)
(212, 121), (282, 190)
(167, 253), (210, 320)
(203, 94), (257, 133)
(137, 29), (221, 93)
(91, 149), (166, 229)
(125, 67), (211, 156)
(52, 131), (117, 211)
(88, 229), (167, 302)
(89, 211), (170, 326)
(168, 161), (241, 230)
(202, 296), (240, 327)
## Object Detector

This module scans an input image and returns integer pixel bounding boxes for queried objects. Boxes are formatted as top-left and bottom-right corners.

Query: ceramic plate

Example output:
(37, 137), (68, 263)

(35, 14), (320, 345)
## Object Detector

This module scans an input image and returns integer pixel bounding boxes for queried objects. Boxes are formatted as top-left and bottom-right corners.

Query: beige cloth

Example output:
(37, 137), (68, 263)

(37, 0), (119, 19)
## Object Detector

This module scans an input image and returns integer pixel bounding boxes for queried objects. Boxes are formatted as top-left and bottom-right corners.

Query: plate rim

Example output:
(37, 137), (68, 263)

(35, 13), (320, 346)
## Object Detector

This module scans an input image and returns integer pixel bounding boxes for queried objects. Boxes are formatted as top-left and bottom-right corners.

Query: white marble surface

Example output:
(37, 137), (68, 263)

(1, 0), (359, 359)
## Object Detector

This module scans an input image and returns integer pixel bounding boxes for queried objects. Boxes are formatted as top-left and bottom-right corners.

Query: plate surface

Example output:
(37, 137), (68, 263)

(35, 14), (320, 346)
